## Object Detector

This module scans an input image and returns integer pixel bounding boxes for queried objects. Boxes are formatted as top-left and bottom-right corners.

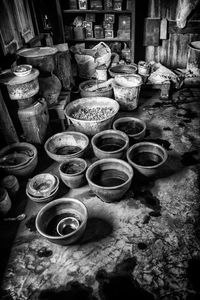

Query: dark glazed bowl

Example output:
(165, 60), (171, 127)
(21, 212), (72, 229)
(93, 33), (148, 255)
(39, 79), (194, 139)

(91, 129), (129, 159)
(35, 198), (88, 245)
(86, 158), (134, 203)
(59, 158), (87, 189)
(113, 117), (146, 141)
(126, 142), (168, 177)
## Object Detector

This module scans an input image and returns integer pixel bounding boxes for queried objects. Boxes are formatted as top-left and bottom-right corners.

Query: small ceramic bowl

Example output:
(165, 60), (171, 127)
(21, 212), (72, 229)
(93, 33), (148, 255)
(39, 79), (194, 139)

(91, 129), (129, 159)
(113, 117), (146, 141)
(59, 158), (87, 189)
(35, 198), (88, 245)
(27, 173), (56, 197)
(13, 64), (32, 77)
(126, 142), (168, 177)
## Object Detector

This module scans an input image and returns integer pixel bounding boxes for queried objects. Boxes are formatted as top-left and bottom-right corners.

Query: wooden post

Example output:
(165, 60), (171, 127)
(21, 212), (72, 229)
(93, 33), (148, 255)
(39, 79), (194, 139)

(0, 89), (19, 144)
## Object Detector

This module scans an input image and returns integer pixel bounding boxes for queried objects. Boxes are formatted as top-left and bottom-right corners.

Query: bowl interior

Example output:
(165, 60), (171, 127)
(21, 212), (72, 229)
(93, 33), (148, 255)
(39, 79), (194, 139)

(109, 64), (137, 76)
(46, 132), (88, 156)
(60, 159), (86, 175)
(65, 97), (119, 122)
(114, 118), (145, 137)
(93, 131), (128, 153)
(128, 143), (166, 168)
(37, 200), (87, 238)
(87, 160), (132, 188)
(0, 153), (30, 168)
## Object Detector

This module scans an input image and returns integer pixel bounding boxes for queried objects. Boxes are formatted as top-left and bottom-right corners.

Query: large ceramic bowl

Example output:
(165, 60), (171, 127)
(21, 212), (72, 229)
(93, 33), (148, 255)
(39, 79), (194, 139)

(44, 131), (89, 162)
(65, 97), (119, 136)
(0, 142), (38, 177)
(113, 117), (146, 141)
(126, 142), (168, 177)
(91, 129), (129, 159)
(35, 198), (88, 245)
(86, 158), (134, 203)
(109, 64), (138, 77)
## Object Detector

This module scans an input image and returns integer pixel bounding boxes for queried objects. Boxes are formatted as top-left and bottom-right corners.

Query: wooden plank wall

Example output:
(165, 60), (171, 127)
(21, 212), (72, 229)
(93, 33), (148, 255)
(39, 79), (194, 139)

(145, 0), (200, 68)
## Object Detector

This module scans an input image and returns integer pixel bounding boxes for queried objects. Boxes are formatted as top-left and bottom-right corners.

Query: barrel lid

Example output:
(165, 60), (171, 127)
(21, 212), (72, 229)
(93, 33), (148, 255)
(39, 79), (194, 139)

(17, 47), (57, 58)
(0, 68), (39, 85)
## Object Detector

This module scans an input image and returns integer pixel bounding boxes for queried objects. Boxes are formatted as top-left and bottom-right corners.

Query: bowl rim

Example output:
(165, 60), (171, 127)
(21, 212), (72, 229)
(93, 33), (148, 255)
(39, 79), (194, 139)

(44, 131), (89, 156)
(13, 64), (32, 76)
(27, 173), (59, 197)
(79, 79), (113, 91)
(91, 129), (129, 154)
(86, 158), (134, 190)
(26, 185), (59, 202)
(35, 198), (88, 240)
(113, 117), (146, 137)
(65, 97), (120, 124)
(59, 158), (87, 177)
(126, 141), (168, 169)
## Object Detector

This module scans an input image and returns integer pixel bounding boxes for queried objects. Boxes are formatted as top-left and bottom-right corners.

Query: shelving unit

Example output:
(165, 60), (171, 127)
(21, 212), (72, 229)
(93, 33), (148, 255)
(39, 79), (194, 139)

(55, 0), (135, 62)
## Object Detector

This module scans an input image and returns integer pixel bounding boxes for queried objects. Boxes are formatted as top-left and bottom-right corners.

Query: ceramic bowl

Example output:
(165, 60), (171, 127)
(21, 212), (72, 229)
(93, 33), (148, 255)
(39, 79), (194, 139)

(59, 158), (87, 189)
(12, 64), (32, 77)
(35, 198), (88, 245)
(109, 64), (138, 77)
(113, 117), (146, 141)
(27, 173), (57, 197)
(79, 80), (113, 98)
(91, 129), (129, 159)
(0, 142), (38, 177)
(126, 142), (168, 177)
(65, 97), (119, 136)
(26, 175), (60, 203)
(86, 158), (134, 203)
(44, 131), (89, 162)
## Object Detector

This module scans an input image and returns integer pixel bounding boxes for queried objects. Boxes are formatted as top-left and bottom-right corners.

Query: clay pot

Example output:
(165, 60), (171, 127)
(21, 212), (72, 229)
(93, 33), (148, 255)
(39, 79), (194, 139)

(39, 74), (61, 106)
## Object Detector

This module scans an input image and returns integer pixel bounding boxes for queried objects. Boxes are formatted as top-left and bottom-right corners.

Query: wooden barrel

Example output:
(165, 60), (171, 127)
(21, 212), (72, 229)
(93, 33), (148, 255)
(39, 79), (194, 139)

(187, 41), (200, 75)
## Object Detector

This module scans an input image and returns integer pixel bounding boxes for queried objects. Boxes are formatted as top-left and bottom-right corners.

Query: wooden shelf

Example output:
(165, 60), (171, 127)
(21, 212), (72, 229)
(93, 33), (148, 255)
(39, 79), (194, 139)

(63, 10), (132, 14)
(66, 38), (131, 42)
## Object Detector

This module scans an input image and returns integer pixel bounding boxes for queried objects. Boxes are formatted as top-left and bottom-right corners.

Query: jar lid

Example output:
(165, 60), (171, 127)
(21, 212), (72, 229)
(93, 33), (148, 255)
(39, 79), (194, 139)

(0, 68), (39, 85)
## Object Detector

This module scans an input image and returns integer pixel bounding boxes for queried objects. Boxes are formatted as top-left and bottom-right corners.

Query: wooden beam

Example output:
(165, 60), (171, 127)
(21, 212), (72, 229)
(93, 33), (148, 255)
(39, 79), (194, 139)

(0, 89), (19, 144)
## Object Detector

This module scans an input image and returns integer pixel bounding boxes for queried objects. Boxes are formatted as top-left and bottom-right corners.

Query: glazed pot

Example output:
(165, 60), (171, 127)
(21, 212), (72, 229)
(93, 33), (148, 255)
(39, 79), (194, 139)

(86, 158), (134, 202)
(91, 129), (129, 159)
(126, 142), (168, 177)
(17, 47), (57, 73)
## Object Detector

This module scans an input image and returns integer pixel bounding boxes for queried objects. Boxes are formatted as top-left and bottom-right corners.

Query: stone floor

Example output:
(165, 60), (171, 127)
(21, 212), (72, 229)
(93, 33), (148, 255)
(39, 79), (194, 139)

(0, 87), (200, 300)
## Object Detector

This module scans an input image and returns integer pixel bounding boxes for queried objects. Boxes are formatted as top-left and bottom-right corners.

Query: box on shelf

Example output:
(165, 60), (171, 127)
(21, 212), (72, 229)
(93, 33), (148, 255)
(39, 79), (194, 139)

(74, 27), (86, 40)
(69, 0), (78, 9)
(103, 22), (113, 30)
(104, 0), (113, 9)
(104, 14), (115, 23)
(83, 21), (93, 30)
(85, 13), (96, 22)
(86, 29), (94, 38)
(94, 25), (104, 39)
(78, 0), (88, 9)
(113, 1), (122, 11)
(118, 15), (131, 30)
(90, 0), (103, 10)
(117, 30), (130, 39)
(104, 30), (114, 39)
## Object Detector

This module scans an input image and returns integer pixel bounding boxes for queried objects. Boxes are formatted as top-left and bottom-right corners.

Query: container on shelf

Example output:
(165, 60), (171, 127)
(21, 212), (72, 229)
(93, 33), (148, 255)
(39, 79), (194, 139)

(90, 0), (103, 10)
(94, 25), (104, 39)
(95, 65), (108, 81)
(18, 98), (49, 144)
(78, 0), (88, 9)
(69, 0), (78, 9)
(104, 0), (113, 9)
(74, 27), (85, 40)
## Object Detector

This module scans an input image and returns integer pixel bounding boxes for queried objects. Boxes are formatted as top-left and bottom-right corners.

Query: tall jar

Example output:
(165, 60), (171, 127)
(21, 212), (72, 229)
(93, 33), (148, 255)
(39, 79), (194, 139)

(0, 187), (11, 216)
(18, 98), (49, 144)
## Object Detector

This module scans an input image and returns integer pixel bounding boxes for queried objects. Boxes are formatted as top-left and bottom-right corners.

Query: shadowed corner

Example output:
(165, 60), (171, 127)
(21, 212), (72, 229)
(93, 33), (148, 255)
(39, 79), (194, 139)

(79, 217), (113, 245)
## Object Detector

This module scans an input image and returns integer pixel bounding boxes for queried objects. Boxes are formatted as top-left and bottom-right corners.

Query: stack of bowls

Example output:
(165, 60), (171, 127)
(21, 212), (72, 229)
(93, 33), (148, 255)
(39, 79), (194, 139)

(0, 142), (38, 177)
(26, 173), (59, 203)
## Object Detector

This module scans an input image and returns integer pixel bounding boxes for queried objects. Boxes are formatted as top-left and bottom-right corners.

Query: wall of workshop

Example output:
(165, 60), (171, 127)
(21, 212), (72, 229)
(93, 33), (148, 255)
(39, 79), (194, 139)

(141, 0), (200, 69)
